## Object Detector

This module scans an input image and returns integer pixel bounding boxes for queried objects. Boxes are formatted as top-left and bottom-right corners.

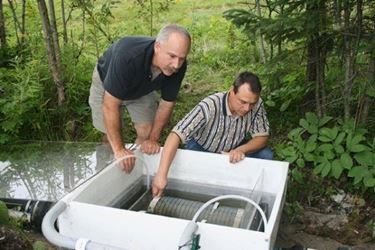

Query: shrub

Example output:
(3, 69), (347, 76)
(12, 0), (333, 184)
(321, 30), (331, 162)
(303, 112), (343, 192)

(276, 112), (375, 193)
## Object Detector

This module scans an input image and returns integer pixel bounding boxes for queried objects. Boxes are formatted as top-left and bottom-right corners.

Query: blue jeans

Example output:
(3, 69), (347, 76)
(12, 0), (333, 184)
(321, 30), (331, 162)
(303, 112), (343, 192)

(185, 139), (274, 160)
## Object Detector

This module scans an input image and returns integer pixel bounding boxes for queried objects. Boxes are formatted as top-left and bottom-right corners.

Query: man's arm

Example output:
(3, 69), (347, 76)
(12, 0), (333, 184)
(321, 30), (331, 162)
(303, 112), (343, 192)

(141, 99), (175, 154)
(226, 136), (269, 163)
(152, 132), (181, 197)
(103, 91), (135, 172)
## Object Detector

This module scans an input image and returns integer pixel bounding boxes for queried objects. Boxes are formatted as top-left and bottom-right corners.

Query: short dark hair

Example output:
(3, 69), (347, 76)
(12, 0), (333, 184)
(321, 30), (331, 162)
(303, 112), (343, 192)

(233, 71), (262, 94)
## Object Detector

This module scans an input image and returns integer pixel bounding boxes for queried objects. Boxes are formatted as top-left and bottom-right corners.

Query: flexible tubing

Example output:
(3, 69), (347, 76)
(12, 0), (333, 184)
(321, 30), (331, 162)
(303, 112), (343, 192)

(192, 194), (268, 230)
(179, 195), (268, 249)
(42, 200), (128, 250)
(42, 200), (76, 249)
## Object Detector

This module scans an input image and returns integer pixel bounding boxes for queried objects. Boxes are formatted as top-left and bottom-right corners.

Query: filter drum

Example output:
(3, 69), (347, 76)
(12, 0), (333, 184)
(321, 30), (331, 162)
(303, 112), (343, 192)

(148, 196), (244, 228)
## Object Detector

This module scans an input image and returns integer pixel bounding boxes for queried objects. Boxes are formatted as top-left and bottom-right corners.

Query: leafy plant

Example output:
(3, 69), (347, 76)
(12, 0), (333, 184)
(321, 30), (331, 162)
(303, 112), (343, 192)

(0, 201), (10, 225)
(276, 112), (375, 192)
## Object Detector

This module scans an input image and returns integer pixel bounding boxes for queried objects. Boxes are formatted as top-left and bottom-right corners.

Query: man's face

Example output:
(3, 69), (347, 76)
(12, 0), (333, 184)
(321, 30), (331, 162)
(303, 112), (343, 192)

(154, 33), (190, 76)
(229, 84), (259, 117)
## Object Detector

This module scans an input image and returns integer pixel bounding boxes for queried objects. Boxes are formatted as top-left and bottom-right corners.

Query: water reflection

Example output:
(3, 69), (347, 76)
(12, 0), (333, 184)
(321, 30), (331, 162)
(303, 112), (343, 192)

(0, 142), (113, 201)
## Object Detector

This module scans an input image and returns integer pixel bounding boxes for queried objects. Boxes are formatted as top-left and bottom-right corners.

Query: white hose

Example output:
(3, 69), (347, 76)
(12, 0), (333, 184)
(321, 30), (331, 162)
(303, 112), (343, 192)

(42, 201), (126, 250)
(192, 194), (268, 229)
(179, 194), (268, 249)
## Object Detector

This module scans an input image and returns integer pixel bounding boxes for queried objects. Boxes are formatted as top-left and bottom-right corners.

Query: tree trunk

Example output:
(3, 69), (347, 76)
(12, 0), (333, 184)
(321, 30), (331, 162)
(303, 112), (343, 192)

(6, 0), (26, 46)
(333, 0), (342, 28)
(21, 0), (26, 45)
(342, 0), (355, 119)
(37, 0), (65, 106)
(255, 0), (266, 63)
(317, 1), (328, 116)
(306, 37), (320, 115)
(74, 8), (86, 61)
(315, 38), (324, 117)
(305, 1), (327, 117)
(7, 0), (21, 46)
(266, 0), (274, 60)
(277, 4), (284, 56)
(0, 0), (6, 48)
(358, 18), (374, 125)
(48, 0), (62, 72)
(61, 0), (68, 44)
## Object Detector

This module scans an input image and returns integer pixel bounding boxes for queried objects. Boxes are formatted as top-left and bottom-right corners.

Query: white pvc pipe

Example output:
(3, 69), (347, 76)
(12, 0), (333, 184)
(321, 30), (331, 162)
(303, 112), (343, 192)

(42, 201), (127, 250)
(42, 201), (76, 249)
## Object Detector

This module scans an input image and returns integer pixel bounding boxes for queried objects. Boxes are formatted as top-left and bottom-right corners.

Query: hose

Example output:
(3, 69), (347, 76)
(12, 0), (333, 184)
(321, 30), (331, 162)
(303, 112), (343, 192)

(178, 194), (268, 250)
(192, 195), (268, 227)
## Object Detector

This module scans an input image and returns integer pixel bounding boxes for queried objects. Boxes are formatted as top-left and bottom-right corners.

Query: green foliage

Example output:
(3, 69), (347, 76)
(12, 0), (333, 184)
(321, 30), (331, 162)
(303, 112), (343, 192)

(0, 201), (9, 225)
(283, 200), (303, 223)
(277, 112), (375, 193)
(223, 2), (311, 53)
(33, 241), (47, 250)
(257, 60), (309, 132)
(223, 3), (317, 133)
(131, 0), (175, 35)
(2, 0), (251, 144)
(224, 1), (375, 136)
(60, 48), (94, 140)
(0, 44), (94, 143)
(74, 0), (116, 42)
(188, 18), (251, 89)
(0, 58), (46, 143)
(368, 219), (375, 239)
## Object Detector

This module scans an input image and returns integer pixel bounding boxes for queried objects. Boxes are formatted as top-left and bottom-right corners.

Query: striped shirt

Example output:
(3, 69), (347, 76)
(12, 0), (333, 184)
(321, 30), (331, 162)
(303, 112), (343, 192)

(172, 92), (269, 153)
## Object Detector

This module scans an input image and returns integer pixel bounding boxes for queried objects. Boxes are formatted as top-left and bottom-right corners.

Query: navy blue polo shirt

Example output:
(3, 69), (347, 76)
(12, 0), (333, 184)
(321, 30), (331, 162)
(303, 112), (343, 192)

(97, 36), (187, 101)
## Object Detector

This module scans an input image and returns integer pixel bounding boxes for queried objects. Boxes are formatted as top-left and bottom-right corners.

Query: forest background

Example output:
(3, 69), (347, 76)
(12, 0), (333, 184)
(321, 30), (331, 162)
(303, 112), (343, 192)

(0, 0), (374, 244)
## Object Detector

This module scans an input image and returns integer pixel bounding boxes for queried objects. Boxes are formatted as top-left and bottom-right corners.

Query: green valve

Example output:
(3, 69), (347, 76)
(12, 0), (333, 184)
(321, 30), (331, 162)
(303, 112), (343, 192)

(191, 234), (201, 250)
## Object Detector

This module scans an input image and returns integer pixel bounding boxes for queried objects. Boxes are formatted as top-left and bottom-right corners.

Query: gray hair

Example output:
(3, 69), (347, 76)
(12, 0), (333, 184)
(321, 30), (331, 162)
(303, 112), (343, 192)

(156, 24), (191, 44)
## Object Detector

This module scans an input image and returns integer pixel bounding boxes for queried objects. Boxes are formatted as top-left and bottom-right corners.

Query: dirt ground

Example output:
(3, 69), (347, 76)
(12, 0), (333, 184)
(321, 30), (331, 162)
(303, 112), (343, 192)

(276, 200), (375, 250)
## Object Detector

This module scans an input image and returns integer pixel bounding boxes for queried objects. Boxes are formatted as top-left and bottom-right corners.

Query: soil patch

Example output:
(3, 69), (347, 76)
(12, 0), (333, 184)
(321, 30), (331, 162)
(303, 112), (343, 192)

(276, 200), (375, 249)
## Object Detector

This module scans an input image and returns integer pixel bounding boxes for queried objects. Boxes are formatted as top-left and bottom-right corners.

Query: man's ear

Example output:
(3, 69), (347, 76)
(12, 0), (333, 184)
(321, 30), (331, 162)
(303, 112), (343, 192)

(154, 41), (161, 53)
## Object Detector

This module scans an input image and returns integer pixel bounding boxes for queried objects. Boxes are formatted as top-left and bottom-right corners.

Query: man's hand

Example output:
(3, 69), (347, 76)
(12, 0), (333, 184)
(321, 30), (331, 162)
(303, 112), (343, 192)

(152, 173), (168, 197)
(114, 148), (136, 173)
(221, 149), (245, 164)
(140, 140), (160, 154)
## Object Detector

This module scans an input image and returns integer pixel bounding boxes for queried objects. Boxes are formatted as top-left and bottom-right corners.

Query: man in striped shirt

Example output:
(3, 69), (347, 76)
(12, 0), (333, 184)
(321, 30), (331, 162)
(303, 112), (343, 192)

(152, 71), (273, 197)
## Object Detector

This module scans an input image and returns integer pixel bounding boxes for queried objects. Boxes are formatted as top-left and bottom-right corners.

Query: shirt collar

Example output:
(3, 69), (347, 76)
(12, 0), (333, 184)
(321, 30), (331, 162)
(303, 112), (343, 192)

(223, 91), (232, 117)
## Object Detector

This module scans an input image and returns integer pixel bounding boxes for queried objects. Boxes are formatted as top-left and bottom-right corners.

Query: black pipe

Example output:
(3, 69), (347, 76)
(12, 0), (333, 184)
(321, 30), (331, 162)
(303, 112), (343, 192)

(0, 198), (54, 232)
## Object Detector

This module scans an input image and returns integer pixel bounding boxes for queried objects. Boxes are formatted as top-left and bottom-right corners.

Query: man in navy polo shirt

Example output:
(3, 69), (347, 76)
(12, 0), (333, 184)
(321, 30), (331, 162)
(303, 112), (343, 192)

(89, 24), (191, 172)
(152, 71), (273, 197)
